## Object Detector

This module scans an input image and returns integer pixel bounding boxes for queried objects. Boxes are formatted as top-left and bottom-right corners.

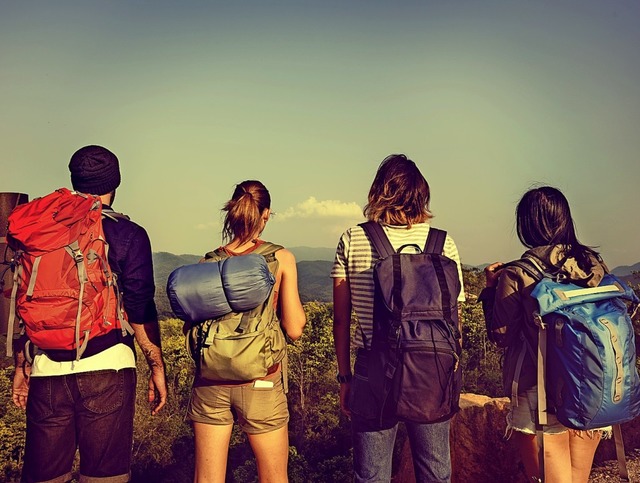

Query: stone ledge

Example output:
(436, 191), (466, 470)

(394, 393), (640, 483)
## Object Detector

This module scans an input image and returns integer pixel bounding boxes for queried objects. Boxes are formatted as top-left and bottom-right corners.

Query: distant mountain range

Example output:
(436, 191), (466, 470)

(611, 262), (640, 278)
(288, 246), (335, 262)
(153, 249), (639, 320)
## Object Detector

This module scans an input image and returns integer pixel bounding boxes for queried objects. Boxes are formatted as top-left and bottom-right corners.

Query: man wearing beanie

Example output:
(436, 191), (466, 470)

(12, 145), (167, 483)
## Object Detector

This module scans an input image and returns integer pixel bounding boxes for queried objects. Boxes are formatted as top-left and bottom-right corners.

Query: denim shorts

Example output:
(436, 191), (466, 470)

(22, 368), (136, 483)
(187, 369), (289, 435)
(507, 388), (612, 438)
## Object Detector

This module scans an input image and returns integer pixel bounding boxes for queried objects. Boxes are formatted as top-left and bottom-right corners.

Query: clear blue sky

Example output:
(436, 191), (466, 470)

(1, 1), (639, 268)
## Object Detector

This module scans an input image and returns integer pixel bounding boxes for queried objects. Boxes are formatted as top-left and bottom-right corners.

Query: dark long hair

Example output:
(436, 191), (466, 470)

(222, 180), (271, 245)
(516, 186), (598, 267)
(363, 154), (432, 227)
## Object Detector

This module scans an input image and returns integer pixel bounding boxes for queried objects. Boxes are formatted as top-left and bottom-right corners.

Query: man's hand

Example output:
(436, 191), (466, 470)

(12, 362), (31, 410)
(339, 382), (351, 418)
(148, 367), (167, 416)
(132, 322), (168, 415)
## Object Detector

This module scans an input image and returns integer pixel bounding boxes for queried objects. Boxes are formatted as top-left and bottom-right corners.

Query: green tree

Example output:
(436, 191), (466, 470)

(131, 318), (195, 482)
(0, 367), (26, 482)
(287, 301), (352, 480)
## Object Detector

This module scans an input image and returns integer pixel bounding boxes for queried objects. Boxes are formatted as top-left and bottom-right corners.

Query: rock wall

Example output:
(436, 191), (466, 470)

(393, 393), (640, 483)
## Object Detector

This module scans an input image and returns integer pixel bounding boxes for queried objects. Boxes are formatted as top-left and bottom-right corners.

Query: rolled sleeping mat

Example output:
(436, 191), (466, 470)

(167, 253), (275, 323)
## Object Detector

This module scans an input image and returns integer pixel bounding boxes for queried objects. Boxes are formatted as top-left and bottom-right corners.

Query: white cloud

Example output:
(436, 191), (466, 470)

(195, 221), (219, 230)
(275, 197), (362, 221)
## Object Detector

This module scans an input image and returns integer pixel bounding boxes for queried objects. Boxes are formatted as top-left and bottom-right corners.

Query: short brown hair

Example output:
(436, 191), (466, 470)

(363, 154), (432, 227)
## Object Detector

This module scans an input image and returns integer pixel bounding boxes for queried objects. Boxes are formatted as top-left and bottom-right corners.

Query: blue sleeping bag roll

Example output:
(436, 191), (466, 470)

(166, 253), (275, 323)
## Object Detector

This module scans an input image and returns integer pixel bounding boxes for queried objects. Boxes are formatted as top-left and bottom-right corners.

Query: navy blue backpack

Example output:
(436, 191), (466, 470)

(360, 222), (462, 424)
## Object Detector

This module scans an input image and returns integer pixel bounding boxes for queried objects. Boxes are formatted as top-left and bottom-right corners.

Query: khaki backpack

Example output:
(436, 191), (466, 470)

(186, 242), (288, 387)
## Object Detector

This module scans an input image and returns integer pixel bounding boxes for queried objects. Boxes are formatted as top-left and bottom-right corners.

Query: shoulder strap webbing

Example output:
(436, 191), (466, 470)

(424, 227), (446, 255)
(613, 424), (630, 481)
(101, 207), (130, 222)
(502, 256), (548, 479)
(5, 260), (21, 357)
(535, 322), (548, 479)
(359, 222), (395, 258)
(508, 257), (549, 479)
(424, 227), (459, 339)
(503, 257), (547, 282)
(251, 241), (283, 261)
(205, 241), (283, 263)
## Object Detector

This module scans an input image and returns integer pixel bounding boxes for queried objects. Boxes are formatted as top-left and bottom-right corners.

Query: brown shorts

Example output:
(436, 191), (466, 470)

(187, 369), (289, 435)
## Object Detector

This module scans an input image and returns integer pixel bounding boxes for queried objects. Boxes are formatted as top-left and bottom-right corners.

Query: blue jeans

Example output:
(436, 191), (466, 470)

(22, 368), (136, 483)
(350, 352), (452, 483)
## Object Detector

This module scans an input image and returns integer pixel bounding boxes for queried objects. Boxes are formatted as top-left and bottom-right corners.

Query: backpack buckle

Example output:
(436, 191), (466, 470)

(553, 271), (568, 283)
(533, 312), (546, 329)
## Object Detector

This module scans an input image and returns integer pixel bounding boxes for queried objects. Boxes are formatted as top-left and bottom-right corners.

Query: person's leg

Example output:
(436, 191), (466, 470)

(513, 431), (572, 483)
(75, 368), (137, 483)
(192, 422), (234, 483)
(541, 432), (572, 483)
(246, 426), (289, 483)
(405, 419), (452, 483)
(568, 430), (601, 483)
(237, 370), (290, 482)
(351, 417), (398, 483)
(509, 388), (574, 482)
(349, 350), (398, 482)
(22, 375), (77, 483)
(188, 381), (237, 483)
(511, 432), (541, 480)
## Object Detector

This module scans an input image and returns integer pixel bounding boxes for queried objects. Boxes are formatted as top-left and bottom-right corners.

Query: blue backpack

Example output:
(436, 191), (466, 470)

(512, 258), (640, 429)
(510, 257), (640, 479)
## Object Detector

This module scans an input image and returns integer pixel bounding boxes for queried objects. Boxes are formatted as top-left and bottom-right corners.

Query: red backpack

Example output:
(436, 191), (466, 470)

(5, 188), (133, 360)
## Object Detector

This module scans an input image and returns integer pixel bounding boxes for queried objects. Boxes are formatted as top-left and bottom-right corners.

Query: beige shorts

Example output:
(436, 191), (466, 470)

(187, 369), (289, 435)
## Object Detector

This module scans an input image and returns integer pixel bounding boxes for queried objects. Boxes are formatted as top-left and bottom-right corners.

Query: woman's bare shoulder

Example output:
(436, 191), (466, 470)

(274, 247), (296, 265)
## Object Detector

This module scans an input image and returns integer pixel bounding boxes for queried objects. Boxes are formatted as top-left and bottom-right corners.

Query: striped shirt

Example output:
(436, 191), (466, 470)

(330, 223), (466, 349)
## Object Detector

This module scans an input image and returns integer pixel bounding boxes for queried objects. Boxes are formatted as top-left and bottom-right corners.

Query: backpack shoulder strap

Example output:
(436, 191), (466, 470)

(424, 227), (446, 254)
(204, 241), (284, 263)
(506, 255), (550, 478)
(503, 257), (547, 282)
(359, 222), (395, 258)
(101, 207), (130, 222)
(252, 241), (284, 263)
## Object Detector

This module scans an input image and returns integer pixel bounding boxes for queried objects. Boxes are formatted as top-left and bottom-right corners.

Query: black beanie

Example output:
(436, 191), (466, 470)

(69, 145), (121, 195)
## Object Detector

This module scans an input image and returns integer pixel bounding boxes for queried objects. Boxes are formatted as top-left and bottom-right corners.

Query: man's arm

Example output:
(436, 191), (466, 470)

(115, 224), (167, 415)
(333, 277), (352, 417)
(11, 335), (30, 410)
(132, 322), (167, 415)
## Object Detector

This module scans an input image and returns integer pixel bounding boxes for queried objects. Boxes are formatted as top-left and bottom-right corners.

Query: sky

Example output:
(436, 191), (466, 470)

(1, 1), (639, 269)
